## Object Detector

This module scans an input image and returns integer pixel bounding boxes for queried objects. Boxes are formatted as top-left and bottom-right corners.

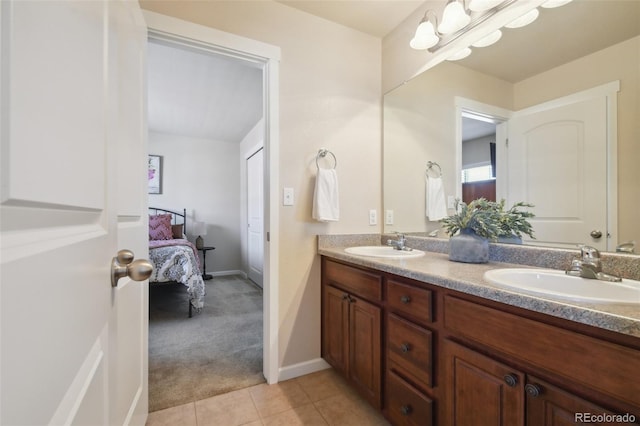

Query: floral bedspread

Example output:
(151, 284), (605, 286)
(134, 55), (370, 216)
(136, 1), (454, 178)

(149, 239), (205, 309)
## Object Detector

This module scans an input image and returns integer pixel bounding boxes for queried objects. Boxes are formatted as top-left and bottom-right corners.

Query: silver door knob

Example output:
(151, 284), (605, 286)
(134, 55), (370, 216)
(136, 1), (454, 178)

(590, 230), (603, 239)
(111, 249), (153, 287)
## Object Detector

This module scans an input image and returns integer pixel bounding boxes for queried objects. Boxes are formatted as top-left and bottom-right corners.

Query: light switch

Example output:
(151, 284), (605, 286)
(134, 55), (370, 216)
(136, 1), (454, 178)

(283, 187), (294, 206)
(385, 210), (394, 225)
(369, 209), (378, 225)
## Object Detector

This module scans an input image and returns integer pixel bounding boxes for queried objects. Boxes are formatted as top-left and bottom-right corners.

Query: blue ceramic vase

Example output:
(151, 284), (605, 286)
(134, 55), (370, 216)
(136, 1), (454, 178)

(449, 228), (489, 263)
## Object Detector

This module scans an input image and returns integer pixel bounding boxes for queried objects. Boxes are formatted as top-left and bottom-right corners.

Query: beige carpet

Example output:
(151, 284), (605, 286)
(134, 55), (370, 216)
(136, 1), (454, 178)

(148, 275), (265, 412)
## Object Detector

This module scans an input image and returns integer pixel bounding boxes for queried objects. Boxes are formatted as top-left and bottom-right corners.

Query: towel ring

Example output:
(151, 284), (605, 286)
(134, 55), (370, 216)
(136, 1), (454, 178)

(426, 161), (442, 177)
(316, 148), (337, 170)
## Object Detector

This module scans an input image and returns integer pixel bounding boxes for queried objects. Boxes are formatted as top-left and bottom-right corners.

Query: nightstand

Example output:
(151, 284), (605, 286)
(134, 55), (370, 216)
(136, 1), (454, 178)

(199, 246), (215, 280)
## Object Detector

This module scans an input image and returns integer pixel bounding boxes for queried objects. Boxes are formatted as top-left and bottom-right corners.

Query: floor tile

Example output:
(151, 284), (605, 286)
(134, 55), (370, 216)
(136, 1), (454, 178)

(262, 403), (329, 426)
(294, 369), (358, 403)
(145, 402), (197, 426)
(248, 380), (312, 418)
(314, 394), (390, 426)
(195, 388), (261, 426)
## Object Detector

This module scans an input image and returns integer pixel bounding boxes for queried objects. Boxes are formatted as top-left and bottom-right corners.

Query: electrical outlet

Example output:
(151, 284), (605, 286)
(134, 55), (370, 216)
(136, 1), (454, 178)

(447, 195), (456, 209)
(369, 209), (378, 225)
(283, 187), (294, 206)
(385, 210), (394, 225)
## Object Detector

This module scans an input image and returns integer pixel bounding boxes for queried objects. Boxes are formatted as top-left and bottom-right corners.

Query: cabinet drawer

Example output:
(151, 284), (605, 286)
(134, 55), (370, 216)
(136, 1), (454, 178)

(386, 371), (433, 426)
(387, 279), (432, 324)
(324, 259), (382, 302)
(444, 296), (640, 409)
(387, 313), (433, 389)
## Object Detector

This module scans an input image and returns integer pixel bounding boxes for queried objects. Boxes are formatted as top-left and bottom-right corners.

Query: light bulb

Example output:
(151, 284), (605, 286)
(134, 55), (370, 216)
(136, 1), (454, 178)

(468, 0), (503, 12)
(438, 1), (471, 34)
(472, 30), (502, 48)
(410, 19), (439, 50)
(447, 47), (472, 61)
(505, 8), (539, 29)
(541, 0), (572, 8)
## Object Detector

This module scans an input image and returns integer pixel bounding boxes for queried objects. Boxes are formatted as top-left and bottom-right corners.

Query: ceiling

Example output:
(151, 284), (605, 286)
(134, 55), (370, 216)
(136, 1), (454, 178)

(147, 41), (263, 142)
(275, 0), (425, 38)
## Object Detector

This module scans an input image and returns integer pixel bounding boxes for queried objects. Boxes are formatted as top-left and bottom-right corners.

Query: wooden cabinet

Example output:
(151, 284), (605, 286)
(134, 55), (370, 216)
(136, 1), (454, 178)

(321, 256), (640, 426)
(322, 259), (382, 408)
(442, 340), (524, 426)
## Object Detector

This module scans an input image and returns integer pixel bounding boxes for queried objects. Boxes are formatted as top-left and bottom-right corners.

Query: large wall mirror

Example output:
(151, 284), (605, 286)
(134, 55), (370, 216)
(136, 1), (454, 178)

(383, 0), (639, 254)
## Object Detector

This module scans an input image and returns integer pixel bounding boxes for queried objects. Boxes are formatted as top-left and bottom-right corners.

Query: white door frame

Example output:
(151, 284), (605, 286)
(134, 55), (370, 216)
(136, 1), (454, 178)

(143, 11), (281, 384)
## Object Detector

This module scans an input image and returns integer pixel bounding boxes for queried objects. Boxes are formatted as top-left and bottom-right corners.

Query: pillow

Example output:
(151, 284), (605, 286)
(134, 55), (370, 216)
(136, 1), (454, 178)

(149, 214), (173, 240)
(171, 224), (184, 239)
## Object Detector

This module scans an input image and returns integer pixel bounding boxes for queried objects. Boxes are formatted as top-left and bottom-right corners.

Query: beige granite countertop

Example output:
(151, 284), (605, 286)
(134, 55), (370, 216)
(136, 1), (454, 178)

(318, 235), (640, 338)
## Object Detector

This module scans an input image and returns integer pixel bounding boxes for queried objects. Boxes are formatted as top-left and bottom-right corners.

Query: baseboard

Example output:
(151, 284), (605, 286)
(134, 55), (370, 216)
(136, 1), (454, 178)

(278, 358), (331, 382)
(207, 270), (248, 279)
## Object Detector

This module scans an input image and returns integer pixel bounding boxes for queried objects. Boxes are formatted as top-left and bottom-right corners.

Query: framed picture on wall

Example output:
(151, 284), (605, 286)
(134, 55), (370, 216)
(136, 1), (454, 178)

(148, 155), (163, 194)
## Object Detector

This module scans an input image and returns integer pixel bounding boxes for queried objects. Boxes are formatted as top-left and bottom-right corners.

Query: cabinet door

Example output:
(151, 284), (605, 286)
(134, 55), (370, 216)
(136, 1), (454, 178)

(349, 295), (382, 408)
(526, 376), (636, 425)
(322, 285), (349, 374)
(443, 340), (525, 426)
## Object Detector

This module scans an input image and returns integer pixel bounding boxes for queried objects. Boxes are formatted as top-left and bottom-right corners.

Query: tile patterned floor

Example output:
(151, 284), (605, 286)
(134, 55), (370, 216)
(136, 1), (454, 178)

(146, 368), (391, 426)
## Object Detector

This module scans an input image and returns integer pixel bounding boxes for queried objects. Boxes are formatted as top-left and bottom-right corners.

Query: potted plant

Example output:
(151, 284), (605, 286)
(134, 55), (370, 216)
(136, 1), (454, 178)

(440, 198), (501, 263)
(495, 199), (535, 244)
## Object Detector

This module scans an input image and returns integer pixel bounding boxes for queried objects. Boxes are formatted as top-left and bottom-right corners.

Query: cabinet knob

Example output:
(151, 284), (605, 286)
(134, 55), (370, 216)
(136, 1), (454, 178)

(400, 343), (411, 353)
(400, 295), (411, 304)
(400, 405), (413, 415)
(342, 293), (349, 300)
(504, 374), (519, 387)
(525, 383), (543, 397)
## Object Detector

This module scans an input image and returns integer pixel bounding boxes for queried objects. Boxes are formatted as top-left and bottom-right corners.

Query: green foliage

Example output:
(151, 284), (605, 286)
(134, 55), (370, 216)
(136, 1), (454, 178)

(440, 198), (501, 240)
(495, 199), (536, 239)
(440, 198), (536, 241)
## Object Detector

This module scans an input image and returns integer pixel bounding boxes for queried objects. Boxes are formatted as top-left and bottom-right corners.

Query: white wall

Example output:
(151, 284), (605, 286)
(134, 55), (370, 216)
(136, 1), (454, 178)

(149, 131), (243, 274)
(462, 135), (494, 169)
(140, 0), (382, 370)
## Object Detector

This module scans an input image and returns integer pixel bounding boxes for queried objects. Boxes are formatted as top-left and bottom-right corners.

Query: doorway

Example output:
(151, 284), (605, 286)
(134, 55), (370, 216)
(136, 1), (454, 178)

(144, 9), (281, 407)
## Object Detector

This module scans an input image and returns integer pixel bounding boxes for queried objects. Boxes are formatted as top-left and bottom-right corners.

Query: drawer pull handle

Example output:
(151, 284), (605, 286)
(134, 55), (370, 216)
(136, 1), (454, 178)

(400, 295), (411, 304)
(525, 383), (542, 397)
(400, 405), (413, 416)
(504, 374), (518, 387)
(400, 343), (411, 353)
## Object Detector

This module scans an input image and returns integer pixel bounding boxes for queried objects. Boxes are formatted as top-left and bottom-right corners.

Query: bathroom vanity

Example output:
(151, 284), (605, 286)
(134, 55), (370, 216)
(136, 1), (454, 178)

(319, 236), (640, 425)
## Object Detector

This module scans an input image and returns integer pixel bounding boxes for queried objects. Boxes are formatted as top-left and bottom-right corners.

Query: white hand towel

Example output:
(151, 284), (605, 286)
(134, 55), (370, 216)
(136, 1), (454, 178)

(313, 168), (339, 222)
(426, 175), (447, 221)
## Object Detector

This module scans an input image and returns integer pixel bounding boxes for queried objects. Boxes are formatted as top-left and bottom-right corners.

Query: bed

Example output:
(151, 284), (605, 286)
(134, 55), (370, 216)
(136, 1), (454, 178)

(148, 207), (205, 317)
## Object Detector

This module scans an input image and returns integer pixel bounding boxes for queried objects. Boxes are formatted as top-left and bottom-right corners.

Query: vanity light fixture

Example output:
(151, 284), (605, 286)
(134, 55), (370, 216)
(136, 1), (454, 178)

(541, 0), (573, 8)
(410, 0), (574, 60)
(447, 47), (472, 60)
(504, 8), (539, 28)
(439, 0), (471, 34)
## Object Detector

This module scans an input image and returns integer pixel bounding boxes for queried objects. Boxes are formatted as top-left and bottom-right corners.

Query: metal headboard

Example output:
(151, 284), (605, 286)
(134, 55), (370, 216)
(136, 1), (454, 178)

(149, 207), (187, 234)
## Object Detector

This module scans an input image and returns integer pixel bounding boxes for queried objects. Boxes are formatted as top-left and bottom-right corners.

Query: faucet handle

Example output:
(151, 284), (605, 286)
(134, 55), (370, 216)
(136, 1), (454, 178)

(580, 245), (600, 259)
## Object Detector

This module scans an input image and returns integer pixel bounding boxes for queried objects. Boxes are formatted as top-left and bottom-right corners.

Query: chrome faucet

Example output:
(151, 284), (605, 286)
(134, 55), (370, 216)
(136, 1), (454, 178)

(565, 245), (621, 282)
(616, 241), (636, 254)
(387, 233), (413, 251)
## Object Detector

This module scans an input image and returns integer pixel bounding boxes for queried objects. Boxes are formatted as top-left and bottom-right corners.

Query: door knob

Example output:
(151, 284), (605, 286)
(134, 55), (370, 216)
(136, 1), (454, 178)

(590, 230), (603, 239)
(111, 249), (153, 287)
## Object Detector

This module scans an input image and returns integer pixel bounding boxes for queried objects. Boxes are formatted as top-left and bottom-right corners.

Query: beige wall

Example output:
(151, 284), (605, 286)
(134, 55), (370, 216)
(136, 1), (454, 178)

(514, 36), (640, 247)
(140, 0), (382, 370)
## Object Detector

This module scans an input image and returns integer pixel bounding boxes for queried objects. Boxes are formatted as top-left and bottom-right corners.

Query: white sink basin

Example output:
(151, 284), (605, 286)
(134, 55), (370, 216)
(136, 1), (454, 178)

(484, 268), (640, 304)
(344, 246), (425, 259)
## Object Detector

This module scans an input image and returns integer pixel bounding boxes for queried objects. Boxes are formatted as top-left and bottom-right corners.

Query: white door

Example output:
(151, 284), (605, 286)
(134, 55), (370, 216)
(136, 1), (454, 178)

(506, 96), (609, 250)
(0, 2), (148, 425)
(247, 148), (264, 287)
